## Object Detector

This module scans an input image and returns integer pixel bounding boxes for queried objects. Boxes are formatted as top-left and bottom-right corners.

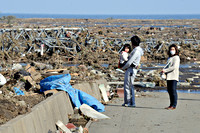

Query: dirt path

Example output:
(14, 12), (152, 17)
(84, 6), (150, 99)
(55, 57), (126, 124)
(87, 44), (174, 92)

(89, 92), (200, 133)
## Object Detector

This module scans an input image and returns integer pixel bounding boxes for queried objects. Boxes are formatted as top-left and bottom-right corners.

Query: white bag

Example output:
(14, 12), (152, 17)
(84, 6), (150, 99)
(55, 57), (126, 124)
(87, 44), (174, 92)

(161, 73), (166, 80)
(0, 74), (7, 86)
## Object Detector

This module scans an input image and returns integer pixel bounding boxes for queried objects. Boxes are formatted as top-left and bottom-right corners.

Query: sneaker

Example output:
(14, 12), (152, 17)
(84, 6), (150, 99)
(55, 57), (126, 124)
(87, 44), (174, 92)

(122, 103), (129, 107)
(165, 106), (172, 109)
(125, 104), (136, 108)
(169, 107), (176, 110)
(124, 104), (129, 107)
(165, 106), (176, 110)
(122, 103), (136, 108)
(128, 105), (136, 108)
(122, 103), (126, 106)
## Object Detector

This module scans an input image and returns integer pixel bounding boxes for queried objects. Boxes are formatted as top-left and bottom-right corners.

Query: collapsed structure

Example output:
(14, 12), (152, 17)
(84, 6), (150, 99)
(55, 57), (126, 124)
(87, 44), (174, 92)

(0, 18), (200, 126)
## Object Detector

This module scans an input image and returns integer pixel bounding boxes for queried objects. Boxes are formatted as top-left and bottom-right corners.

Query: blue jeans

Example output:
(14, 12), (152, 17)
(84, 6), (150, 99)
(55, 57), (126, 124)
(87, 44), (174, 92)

(167, 80), (178, 107)
(123, 68), (137, 106)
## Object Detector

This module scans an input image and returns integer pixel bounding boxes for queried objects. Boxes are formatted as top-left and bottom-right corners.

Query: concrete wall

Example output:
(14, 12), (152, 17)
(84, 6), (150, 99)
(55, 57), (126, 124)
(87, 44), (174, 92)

(0, 92), (73, 133)
(72, 78), (108, 101)
(0, 78), (108, 133)
(72, 82), (101, 101)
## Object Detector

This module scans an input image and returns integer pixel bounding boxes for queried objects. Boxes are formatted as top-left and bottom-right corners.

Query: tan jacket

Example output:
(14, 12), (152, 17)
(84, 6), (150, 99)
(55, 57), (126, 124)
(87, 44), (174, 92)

(163, 55), (180, 81)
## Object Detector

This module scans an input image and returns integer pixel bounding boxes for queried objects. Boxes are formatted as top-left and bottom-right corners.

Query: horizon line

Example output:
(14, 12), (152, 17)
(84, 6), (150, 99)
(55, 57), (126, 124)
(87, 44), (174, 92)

(1, 12), (200, 16)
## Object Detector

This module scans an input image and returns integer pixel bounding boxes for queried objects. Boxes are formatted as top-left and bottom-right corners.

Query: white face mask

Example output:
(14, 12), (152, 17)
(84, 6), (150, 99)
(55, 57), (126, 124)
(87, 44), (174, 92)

(170, 50), (176, 55)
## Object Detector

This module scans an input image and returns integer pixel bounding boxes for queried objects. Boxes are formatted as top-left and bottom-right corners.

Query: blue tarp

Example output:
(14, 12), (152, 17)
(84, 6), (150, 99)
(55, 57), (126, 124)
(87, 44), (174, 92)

(13, 87), (24, 95)
(40, 74), (105, 112)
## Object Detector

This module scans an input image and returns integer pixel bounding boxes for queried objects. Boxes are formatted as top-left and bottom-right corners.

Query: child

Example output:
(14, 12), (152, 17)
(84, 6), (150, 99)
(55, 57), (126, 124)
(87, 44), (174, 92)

(118, 44), (131, 68)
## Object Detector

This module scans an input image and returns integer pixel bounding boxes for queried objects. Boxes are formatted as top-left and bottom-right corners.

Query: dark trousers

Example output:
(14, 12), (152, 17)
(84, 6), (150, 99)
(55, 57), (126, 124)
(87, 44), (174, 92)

(167, 80), (178, 107)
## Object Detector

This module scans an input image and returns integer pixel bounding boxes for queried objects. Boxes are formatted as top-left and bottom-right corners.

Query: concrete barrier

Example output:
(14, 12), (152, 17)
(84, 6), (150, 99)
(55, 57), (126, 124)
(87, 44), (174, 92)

(0, 92), (73, 133)
(0, 78), (108, 133)
(89, 82), (102, 101)
(72, 82), (102, 101)
(72, 78), (108, 101)
(95, 78), (109, 92)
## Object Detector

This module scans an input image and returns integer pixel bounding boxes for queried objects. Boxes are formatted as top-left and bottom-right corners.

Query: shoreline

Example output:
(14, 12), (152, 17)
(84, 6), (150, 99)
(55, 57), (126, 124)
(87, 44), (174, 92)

(1, 13), (200, 19)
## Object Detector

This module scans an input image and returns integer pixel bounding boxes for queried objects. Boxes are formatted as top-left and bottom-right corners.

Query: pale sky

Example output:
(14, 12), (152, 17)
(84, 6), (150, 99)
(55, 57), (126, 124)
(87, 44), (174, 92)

(1, 0), (200, 15)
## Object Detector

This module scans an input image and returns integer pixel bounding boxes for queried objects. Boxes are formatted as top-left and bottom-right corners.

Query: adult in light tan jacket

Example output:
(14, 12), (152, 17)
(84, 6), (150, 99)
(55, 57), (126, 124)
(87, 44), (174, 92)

(162, 44), (180, 110)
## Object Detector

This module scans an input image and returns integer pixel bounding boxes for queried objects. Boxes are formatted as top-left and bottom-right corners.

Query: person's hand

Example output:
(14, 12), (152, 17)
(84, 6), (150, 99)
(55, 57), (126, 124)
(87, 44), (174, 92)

(161, 70), (165, 73)
(122, 68), (127, 71)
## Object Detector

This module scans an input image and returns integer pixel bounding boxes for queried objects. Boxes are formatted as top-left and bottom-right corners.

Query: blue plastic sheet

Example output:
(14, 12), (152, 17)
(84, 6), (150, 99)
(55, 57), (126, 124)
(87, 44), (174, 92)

(40, 74), (105, 112)
(13, 87), (24, 95)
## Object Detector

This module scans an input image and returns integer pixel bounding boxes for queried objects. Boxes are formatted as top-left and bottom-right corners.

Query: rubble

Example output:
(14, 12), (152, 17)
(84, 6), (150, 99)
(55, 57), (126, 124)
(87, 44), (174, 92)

(0, 73), (7, 86)
(80, 104), (110, 120)
(99, 84), (109, 103)
(56, 120), (72, 133)
(0, 18), (199, 127)
(1, 19), (200, 63)
(13, 87), (24, 95)
(43, 89), (58, 97)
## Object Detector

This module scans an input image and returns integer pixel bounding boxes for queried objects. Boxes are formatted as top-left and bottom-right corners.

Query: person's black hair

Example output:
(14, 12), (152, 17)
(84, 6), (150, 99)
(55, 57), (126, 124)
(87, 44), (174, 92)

(122, 44), (131, 53)
(168, 44), (179, 57)
(131, 35), (140, 46)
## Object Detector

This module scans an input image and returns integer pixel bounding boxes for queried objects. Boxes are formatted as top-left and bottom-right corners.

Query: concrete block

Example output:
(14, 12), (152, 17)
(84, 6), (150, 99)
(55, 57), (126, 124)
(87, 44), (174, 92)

(99, 84), (109, 102)
(35, 106), (48, 133)
(21, 113), (35, 133)
(50, 92), (73, 124)
(0, 91), (74, 133)
(73, 82), (102, 101)
(89, 82), (101, 101)
(62, 92), (73, 115)
(46, 95), (63, 129)
(55, 92), (73, 124)
(0, 125), (14, 133)
(33, 100), (54, 133)
(95, 78), (108, 88)
(42, 97), (57, 132)
(44, 89), (58, 97)
(73, 82), (93, 96)
(29, 110), (43, 133)
(73, 80), (106, 101)
(55, 120), (71, 133)
(31, 91), (74, 132)
(55, 96), (69, 124)
(5, 115), (26, 133)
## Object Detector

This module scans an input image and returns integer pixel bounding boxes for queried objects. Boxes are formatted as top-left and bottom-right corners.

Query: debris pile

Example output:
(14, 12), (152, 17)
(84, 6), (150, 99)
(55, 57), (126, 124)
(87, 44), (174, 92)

(0, 18), (200, 126)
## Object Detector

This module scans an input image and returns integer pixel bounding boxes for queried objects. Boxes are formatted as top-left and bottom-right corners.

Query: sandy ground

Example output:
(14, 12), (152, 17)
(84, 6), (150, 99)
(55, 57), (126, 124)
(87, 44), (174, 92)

(0, 94), (44, 125)
(89, 92), (200, 133)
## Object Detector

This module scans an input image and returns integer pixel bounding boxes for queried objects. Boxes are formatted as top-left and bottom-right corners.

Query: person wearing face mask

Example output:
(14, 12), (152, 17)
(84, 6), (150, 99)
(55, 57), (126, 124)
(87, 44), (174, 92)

(162, 44), (180, 110)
